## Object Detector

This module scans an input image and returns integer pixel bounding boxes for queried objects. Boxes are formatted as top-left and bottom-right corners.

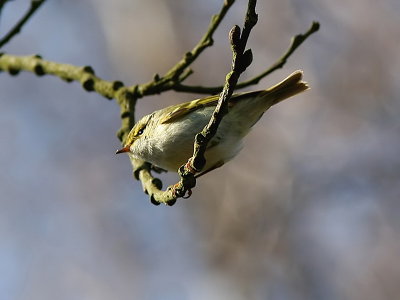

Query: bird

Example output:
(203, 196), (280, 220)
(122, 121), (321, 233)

(116, 70), (308, 176)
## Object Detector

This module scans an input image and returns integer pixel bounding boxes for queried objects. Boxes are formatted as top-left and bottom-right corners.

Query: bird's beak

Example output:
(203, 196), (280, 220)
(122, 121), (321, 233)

(115, 146), (130, 154)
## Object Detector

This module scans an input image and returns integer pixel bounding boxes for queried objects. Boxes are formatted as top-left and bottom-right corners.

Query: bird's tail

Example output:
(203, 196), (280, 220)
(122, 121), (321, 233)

(259, 70), (309, 107)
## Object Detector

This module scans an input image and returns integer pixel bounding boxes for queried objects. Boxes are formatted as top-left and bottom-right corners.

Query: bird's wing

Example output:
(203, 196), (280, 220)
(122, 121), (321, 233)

(160, 91), (261, 124)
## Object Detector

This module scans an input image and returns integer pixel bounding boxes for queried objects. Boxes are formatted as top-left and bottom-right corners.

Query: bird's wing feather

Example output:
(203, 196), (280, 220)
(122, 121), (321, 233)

(160, 91), (261, 124)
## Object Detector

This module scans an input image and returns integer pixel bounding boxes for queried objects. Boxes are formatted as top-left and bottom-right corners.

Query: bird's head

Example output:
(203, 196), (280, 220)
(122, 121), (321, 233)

(115, 114), (152, 155)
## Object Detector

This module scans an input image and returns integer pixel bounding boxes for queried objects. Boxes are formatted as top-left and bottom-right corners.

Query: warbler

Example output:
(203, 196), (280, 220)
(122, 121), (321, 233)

(116, 70), (308, 175)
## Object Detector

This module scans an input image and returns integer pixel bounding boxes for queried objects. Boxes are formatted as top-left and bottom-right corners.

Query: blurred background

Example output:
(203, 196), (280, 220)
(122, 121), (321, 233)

(1, 0), (400, 299)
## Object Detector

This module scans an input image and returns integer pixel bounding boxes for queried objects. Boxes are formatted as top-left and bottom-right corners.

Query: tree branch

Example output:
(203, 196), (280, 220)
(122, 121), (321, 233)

(134, 0), (235, 97)
(139, 0), (259, 205)
(0, 53), (128, 99)
(0, 0), (7, 14)
(171, 21), (320, 95)
(0, 53), (138, 143)
(0, 0), (46, 48)
(0, 0), (233, 102)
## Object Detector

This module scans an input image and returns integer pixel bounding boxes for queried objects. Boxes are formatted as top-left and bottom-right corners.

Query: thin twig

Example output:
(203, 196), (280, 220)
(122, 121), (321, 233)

(171, 21), (320, 95)
(0, 0), (46, 48)
(0, 0), (8, 14)
(135, 0), (235, 96)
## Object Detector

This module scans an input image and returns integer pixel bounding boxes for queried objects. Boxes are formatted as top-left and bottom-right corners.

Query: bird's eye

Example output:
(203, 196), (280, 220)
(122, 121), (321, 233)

(137, 127), (145, 136)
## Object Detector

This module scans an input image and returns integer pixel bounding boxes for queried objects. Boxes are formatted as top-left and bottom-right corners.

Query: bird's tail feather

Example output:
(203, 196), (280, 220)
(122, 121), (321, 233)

(259, 70), (309, 107)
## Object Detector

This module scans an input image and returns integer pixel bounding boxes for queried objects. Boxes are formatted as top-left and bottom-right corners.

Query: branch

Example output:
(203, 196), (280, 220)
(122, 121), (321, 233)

(0, 53), (138, 143)
(171, 21), (320, 95)
(138, 0), (259, 205)
(0, 0), (235, 101)
(134, 0), (235, 96)
(0, 53), (128, 99)
(0, 0), (46, 48)
(0, 0), (7, 13)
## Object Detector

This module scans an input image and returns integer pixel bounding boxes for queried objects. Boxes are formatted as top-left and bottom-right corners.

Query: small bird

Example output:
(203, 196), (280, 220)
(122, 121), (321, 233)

(116, 70), (308, 175)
